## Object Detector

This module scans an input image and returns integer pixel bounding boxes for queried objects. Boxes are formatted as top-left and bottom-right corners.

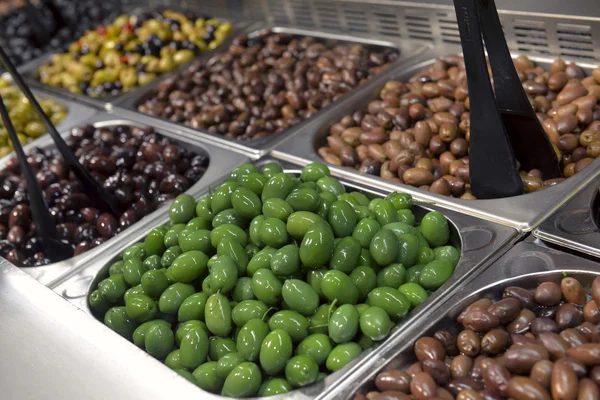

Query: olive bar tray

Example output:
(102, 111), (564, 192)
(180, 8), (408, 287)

(326, 238), (600, 399)
(50, 156), (519, 400)
(110, 24), (429, 158)
(2, 111), (250, 286)
(272, 46), (600, 232)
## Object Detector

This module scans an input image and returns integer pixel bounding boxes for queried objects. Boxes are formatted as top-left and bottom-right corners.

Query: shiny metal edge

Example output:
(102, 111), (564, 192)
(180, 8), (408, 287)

(5, 111), (249, 286)
(17, 15), (248, 111)
(109, 24), (430, 158)
(51, 156), (518, 400)
(326, 240), (600, 400)
(0, 258), (210, 400)
(272, 48), (600, 232)
(533, 172), (600, 258)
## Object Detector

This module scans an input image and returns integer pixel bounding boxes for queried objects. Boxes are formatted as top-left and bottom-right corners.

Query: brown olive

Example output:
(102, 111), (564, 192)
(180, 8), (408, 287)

(537, 331), (571, 360)
(507, 309), (536, 334)
(488, 298), (522, 324)
(535, 282), (563, 307)
(423, 359), (450, 385)
(482, 360), (511, 397)
(451, 355), (474, 379)
(504, 287), (536, 309)
(550, 359), (579, 400)
(507, 376), (551, 400)
(375, 369), (411, 393)
(414, 337), (446, 362)
(461, 309), (500, 332)
(561, 277), (587, 305)
(530, 360), (553, 388)
(434, 330), (460, 357)
(583, 301), (600, 324)
(457, 329), (481, 357)
(447, 378), (484, 396)
(410, 372), (438, 400)
(566, 344), (600, 366)
(555, 304), (584, 330)
(578, 378), (600, 400)
(502, 344), (549, 374)
(481, 328), (510, 355)
(531, 318), (560, 336)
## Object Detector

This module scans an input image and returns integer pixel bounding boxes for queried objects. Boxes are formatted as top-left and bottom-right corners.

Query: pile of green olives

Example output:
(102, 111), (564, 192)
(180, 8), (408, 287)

(0, 78), (67, 156)
(89, 161), (460, 398)
(36, 10), (232, 97)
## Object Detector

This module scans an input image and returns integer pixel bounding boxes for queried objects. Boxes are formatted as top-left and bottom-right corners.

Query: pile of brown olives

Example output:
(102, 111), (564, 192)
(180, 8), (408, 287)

(137, 30), (398, 140)
(0, 78), (67, 157)
(357, 275), (600, 400)
(90, 162), (460, 397)
(319, 55), (600, 198)
(36, 10), (232, 97)
(0, 123), (208, 267)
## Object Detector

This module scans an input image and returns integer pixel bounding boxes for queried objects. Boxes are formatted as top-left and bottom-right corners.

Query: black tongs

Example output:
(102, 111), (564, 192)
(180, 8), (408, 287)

(453, 0), (562, 199)
(0, 44), (122, 263)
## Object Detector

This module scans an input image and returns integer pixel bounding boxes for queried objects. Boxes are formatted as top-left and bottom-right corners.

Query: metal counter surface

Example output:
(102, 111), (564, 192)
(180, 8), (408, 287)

(0, 258), (202, 400)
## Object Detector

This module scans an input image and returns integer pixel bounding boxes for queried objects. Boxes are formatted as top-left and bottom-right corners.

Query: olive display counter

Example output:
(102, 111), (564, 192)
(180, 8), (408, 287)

(50, 158), (518, 399)
(1, 0), (600, 399)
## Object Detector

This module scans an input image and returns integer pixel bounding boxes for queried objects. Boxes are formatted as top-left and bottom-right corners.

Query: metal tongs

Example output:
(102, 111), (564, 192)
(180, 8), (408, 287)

(453, 0), (562, 199)
(0, 44), (122, 263)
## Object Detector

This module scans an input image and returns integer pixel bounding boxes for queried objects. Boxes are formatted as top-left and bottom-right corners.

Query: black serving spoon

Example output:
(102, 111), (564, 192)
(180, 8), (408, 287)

(0, 93), (73, 263)
(0, 43), (123, 216)
(452, 0), (562, 199)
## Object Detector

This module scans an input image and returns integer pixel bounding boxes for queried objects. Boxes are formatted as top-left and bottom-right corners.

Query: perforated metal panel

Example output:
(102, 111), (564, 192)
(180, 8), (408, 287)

(244, 0), (600, 62)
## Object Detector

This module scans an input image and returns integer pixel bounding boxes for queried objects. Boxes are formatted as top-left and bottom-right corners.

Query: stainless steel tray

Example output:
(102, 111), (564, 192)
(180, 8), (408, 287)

(51, 156), (518, 400)
(110, 25), (430, 158)
(4, 112), (249, 286)
(534, 172), (600, 259)
(272, 49), (600, 232)
(17, 14), (246, 111)
(326, 240), (600, 400)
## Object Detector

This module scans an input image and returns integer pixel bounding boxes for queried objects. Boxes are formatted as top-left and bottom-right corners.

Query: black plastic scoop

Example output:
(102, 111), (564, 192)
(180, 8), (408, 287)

(0, 43), (123, 216)
(0, 94), (73, 263)
(452, 0), (562, 199)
